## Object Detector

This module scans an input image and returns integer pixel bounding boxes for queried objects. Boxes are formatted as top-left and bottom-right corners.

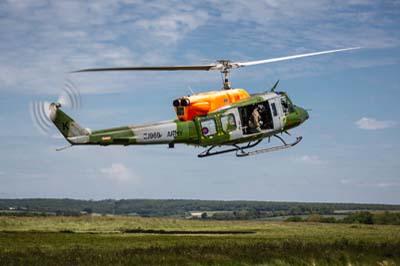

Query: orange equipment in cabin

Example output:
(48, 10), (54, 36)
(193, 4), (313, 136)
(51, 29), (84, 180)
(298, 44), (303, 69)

(172, 88), (250, 121)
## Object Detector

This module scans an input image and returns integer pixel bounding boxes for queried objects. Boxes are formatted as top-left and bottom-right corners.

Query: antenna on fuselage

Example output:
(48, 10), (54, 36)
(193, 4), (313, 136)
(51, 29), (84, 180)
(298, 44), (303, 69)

(188, 86), (195, 94)
(270, 80), (280, 92)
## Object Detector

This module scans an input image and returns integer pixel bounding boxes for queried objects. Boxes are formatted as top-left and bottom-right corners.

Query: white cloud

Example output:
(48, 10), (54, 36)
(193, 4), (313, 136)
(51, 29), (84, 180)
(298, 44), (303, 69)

(376, 182), (399, 188)
(100, 163), (138, 183)
(0, 1), (399, 95)
(340, 179), (400, 188)
(136, 10), (209, 43)
(340, 179), (351, 184)
(296, 155), (325, 165)
(355, 117), (397, 130)
(0, 1), (213, 95)
(209, 0), (400, 49)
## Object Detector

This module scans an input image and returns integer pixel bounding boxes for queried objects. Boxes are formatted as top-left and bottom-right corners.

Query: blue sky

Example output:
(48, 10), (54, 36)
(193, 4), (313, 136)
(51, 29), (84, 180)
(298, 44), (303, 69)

(0, 1), (399, 203)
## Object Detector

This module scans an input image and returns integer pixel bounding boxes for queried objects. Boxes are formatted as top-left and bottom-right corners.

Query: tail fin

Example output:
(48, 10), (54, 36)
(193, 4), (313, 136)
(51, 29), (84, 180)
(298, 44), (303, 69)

(49, 103), (90, 144)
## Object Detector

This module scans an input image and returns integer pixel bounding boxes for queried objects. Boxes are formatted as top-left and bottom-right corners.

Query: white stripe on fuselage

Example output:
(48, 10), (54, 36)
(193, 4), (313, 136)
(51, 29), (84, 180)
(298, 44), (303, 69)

(132, 121), (177, 144)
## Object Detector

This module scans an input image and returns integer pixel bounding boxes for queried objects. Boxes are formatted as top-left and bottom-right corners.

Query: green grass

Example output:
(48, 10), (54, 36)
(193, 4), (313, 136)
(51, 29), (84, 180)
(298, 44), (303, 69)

(0, 216), (399, 266)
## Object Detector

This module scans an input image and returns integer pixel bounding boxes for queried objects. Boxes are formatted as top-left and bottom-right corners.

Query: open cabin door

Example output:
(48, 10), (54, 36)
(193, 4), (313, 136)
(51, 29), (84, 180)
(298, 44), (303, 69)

(238, 100), (277, 134)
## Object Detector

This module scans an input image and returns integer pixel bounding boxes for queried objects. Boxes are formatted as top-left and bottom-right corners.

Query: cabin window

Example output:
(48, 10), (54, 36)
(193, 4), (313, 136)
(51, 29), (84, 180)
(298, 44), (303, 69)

(271, 103), (278, 116)
(221, 114), (237, 132)
(200, 119), (217, 137)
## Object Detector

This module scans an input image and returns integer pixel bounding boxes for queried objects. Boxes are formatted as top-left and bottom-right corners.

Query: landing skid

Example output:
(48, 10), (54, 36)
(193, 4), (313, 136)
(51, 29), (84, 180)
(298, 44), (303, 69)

(197, 135), (302, 158)
(237, 136), (302, 157)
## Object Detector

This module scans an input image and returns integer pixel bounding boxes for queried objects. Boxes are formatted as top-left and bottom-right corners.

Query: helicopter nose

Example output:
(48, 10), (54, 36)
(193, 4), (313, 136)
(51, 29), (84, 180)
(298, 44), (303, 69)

(304, 109), (309, 120)
(298, 107), (309, 122)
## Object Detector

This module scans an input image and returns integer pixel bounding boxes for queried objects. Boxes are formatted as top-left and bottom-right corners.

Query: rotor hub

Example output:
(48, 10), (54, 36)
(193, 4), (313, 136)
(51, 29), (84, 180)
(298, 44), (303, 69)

(216, 60), (233, 90)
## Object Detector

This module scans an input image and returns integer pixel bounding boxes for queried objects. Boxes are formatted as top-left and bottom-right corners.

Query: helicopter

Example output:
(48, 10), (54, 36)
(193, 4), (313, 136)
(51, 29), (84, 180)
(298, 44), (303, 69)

(33, 47), (360, 157)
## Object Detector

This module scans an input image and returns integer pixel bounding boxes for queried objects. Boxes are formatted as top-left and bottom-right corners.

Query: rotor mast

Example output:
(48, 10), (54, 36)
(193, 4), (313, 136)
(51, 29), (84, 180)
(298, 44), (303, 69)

(218, 60), (233, 90)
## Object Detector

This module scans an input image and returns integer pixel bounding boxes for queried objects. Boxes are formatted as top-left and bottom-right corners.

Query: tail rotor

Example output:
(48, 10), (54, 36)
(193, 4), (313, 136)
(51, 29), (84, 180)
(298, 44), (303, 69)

(57, 79), (81, 111)
(29, 79), (81, 135)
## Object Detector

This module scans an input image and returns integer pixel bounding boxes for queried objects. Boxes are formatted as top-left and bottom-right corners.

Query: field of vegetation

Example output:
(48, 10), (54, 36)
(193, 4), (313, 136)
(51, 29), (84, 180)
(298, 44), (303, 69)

(0, 215), (399, 266)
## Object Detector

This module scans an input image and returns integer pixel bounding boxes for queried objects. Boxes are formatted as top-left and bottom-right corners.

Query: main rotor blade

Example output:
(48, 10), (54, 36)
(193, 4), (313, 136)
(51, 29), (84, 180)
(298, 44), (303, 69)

(235, 47), (361, 67)
(73, 65), (216, 73)
(72, 47), (361, 74)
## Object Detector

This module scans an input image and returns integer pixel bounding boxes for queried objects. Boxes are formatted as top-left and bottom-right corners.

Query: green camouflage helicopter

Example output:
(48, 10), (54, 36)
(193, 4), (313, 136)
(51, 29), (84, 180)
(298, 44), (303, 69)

(31, 47), (359, 157)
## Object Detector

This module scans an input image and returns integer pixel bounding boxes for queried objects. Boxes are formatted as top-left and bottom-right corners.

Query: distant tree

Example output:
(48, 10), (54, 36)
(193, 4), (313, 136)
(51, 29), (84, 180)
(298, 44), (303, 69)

(307, 214), (323, 222)
(372, 211), (400, 225)
(289, 207), (302, 215)
(343, 212), (373, 224)
(285, 216), (304, 222)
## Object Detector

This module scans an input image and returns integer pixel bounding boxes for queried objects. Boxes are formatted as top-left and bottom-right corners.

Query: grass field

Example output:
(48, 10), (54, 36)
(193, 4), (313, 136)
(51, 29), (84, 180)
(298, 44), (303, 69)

(0, 215), (399, 266)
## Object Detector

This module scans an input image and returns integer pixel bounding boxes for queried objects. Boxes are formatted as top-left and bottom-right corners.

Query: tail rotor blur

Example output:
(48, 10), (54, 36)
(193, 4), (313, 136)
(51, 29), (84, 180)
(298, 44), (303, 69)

(57, 79), (81, 111)
(29, 101), (52, 135)
(29, 79), (81, 135)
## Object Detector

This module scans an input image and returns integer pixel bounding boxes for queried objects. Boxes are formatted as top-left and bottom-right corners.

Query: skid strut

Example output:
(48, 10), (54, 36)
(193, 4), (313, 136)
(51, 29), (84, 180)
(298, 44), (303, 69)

(198, 135), (302, 158)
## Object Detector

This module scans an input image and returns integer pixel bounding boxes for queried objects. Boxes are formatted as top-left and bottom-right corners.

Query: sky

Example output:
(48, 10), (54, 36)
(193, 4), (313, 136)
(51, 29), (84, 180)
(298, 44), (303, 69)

(0, 0), (399, 204)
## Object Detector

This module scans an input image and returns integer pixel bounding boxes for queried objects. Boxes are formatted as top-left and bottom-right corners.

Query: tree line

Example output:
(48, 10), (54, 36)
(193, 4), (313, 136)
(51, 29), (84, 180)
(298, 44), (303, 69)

(285, 211), (400, 225)
(0, 198), (399, 218)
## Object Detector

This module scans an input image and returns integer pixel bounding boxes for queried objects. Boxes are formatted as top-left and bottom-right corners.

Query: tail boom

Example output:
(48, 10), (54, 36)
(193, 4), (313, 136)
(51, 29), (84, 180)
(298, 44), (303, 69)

(50, 103), (198, 147)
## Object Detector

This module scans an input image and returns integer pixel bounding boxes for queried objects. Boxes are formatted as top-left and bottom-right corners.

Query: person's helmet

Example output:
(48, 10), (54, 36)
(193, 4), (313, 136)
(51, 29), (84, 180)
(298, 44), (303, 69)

(257, 105), (265, 113)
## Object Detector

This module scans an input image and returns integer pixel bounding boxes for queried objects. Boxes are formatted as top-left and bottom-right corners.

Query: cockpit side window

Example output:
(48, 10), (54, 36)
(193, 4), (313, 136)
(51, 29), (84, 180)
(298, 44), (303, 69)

(288, 100), (295, 113)
(281, 98), (289, 115)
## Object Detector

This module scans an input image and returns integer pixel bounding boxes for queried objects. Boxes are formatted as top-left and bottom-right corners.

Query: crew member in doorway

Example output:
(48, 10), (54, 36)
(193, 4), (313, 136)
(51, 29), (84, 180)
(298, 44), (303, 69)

(248, 105), (265, 133)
